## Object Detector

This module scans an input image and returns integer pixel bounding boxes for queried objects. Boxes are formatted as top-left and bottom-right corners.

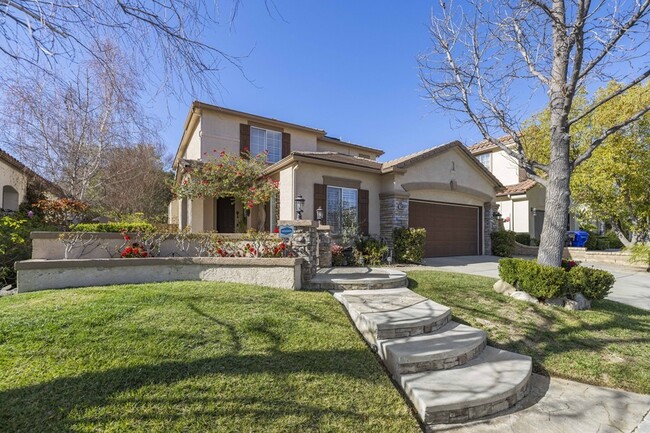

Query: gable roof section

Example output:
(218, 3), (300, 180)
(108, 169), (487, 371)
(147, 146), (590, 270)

(0, 148), (63, 196)
(383, 141), (503, 187)
(497, 179), (538, 197)
(318, 136), (385, 156)
(467, 135), (516, 155)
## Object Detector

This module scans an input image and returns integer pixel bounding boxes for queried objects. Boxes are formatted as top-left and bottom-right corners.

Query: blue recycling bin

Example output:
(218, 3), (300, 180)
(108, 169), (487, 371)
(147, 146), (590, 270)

(572, 230), (589, 247)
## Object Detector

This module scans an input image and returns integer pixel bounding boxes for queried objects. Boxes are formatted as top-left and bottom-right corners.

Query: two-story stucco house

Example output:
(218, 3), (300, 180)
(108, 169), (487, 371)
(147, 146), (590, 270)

(468, 136), (578, 240)
(170, 102), (504, 257)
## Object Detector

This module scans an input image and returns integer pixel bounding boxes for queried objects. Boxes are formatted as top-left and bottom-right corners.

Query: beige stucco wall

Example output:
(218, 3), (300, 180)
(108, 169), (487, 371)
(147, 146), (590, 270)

(496, 196), (529, 233)
(394, 147), (497, 203)
(0, 158), (27, 210)
(183, 120), (203, 160)
(491, 149), (520, 186)
(290, 162), (382, 235)
(198, 110), (319, 158)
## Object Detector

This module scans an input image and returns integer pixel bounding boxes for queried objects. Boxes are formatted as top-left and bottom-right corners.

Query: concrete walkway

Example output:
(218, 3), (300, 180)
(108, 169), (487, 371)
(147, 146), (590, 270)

(407, 256), (650, 311)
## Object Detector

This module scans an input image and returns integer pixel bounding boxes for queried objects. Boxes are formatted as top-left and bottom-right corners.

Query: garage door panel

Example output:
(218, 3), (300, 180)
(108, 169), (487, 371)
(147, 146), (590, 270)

(409, 201), (480, 257)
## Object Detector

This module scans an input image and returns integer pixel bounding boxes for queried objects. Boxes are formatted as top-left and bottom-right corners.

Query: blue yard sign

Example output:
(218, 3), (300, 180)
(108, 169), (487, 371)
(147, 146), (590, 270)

(279, 225), (294, 239)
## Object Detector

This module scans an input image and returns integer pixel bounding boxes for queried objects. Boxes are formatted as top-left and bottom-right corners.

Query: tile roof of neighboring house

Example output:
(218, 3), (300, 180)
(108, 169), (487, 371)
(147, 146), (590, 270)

(467, 135), (516, 154)
(0, 148), (63, 196)
(496, 179), (538, 197)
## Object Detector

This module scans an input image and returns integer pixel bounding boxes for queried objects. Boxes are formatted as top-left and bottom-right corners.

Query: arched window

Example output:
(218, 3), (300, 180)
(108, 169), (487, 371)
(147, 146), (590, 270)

(2, 185), (19, 211)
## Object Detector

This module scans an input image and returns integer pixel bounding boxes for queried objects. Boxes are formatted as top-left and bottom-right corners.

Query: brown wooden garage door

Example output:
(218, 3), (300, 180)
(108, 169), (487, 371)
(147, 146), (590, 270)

(408, 201), (481, 257)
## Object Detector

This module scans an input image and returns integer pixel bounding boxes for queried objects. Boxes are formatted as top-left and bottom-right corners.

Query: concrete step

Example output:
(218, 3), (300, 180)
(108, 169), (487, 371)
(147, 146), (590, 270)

(399, 346), (532, 425)
(309, 267), (407, 291)
(334, 288), (451, 345)
(378, 321), (487, 375)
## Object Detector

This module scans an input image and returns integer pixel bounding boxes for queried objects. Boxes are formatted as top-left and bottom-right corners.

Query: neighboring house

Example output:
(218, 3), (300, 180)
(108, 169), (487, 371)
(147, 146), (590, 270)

(468, 136), (578, 240)
(0, 148), (62, 212)
(170, 102), (504, 257)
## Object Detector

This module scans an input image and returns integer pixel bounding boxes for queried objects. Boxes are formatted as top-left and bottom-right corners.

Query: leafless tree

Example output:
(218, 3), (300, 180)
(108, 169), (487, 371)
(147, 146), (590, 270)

(419, 0), (650, 266)
(0, 0), (247, 95)
(2, 41), (158, 201)
(91, 143), (173, 221)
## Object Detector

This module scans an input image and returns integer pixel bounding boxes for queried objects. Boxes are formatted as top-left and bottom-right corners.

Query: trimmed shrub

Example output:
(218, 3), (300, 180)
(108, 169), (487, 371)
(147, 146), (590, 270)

(498, 257), (568, 300)
(71, 222), (155, 233)
(491, 230), (516, 257)
(567, 267), (615, 300)
(393, 227), (426, 264)
(515, 232), (531, 246)
(355, 236), (388, 266)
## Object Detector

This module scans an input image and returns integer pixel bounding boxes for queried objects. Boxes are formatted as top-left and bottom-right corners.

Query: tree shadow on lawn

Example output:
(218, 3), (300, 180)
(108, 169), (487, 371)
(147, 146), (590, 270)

(0, 348), (388, 432)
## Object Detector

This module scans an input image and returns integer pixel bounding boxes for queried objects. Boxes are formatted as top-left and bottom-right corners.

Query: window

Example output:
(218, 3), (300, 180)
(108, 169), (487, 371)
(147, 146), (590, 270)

(327, 186), (358, 236)
(250, 126), (282, 163)
(476, 153), (491, 170)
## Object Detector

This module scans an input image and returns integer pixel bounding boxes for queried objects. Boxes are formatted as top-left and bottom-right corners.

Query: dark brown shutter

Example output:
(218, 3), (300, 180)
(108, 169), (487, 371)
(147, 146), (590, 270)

(282, 132), (291, 158)
(358, 189), (369, 235)
(518, 165), (527, 182)
(240, 124), (250, 158)
(314, 183), (327, 224)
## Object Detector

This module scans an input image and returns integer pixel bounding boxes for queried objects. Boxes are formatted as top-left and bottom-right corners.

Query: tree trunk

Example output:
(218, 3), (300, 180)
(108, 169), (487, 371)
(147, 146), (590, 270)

(610, 221), (632, 247)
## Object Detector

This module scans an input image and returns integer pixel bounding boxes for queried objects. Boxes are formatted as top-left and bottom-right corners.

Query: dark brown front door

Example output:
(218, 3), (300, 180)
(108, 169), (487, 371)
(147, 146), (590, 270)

(216, 198), (235, 233)
(408, 201), (480, 257)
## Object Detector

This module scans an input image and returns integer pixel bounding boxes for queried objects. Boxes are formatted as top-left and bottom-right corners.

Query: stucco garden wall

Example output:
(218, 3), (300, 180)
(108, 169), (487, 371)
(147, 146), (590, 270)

(16, 257), (303, 292)
(515, 242), (647, 270)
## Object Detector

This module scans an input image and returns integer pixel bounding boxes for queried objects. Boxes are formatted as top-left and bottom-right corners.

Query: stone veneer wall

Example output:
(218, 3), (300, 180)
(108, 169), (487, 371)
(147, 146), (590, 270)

(379, 192), (410, 248)
(279, 220), (319, 285)
(317, 225), (332, 268)
(483, 202), (498, 255)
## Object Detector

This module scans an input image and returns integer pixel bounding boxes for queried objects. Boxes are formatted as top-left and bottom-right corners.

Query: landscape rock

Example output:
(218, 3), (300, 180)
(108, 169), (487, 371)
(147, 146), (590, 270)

(545, 297), (565, 307)
(510, 291), (539, 304)
(0, 285), (17, 297)
(564, 293), (591, 311)
(493, 279), (517, 296)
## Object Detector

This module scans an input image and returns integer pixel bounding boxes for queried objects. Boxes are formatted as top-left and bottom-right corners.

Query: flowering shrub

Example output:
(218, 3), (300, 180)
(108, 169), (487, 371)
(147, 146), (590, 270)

(172, 150), (278, 209)
(117, 230), (150, 258)
(34, 198), (88, 229)
(331, 243), (345, 266)
(209, 230), (289, 258)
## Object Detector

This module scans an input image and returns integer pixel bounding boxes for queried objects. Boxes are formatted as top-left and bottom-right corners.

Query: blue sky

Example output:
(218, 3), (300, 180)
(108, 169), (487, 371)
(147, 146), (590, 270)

(154, 1), (503, 161)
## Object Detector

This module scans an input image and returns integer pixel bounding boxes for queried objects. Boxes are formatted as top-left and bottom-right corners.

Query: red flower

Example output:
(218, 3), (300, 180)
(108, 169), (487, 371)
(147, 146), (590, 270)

(133, 248), (139, 255)
(274, 227), (279, 233)
(124, 247), (133, 254)
(141, 252), (148, 257)
(124, 235), (131, 241)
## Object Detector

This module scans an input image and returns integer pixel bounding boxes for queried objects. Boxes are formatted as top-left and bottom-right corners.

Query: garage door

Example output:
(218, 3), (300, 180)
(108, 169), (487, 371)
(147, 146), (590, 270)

(408, 201), (481, 257)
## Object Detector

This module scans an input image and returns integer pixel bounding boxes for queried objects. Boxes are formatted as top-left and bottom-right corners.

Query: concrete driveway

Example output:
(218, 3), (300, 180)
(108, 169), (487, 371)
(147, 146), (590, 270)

(419, 255), (650, 311)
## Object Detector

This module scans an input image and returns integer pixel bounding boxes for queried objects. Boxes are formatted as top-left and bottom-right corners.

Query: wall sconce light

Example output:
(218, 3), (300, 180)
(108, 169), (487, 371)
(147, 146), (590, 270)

(397, 200), (406, 210)
(295, 195), (305, 220)
(316, 206), (324, 223)
(493, 211), (502, 218)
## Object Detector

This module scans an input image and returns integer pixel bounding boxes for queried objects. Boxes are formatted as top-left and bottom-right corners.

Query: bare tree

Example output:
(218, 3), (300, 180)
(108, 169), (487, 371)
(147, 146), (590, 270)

(419, 0), (650, 266)
(0, 0), (246, 95)
(91, 143), (173, 221)
(2, 41), (158, 201)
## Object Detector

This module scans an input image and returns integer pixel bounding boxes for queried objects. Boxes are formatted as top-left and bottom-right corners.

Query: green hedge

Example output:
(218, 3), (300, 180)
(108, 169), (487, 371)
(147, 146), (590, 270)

(491, 230), (516, 257)
(515, 232), (531, 246)
(393, 227), (426, 264)
(498, 258), (615, 301)
(567, 267), (615, 300)
(71, 222), (155, 233)
(355, 237), (389, 266)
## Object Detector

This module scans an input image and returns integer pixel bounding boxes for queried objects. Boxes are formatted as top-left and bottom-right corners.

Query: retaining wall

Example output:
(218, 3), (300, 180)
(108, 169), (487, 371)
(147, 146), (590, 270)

(15, 257), (303, 292)
(514, 242), (646, 270)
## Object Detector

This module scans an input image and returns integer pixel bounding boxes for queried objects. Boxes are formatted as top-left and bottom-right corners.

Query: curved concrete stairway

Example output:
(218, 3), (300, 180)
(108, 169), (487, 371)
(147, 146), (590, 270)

(334, 287), (532, 426)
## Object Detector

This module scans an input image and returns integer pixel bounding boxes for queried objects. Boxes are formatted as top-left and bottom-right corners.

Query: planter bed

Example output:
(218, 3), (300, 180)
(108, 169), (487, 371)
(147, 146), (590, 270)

(15, 257), (303, 292)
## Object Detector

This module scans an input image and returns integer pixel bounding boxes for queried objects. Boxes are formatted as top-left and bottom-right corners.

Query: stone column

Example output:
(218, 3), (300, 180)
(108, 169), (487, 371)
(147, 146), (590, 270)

(279, 220), (319, 285)
(317, 225), (332, 268)
(483, 202), (498, 255)
(379, 192), (410, 248)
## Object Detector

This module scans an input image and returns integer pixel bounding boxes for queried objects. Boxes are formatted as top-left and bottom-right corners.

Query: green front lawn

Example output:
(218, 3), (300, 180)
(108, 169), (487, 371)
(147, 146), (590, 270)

(408, 270), (650, 394)
(0, 283), (421, 433)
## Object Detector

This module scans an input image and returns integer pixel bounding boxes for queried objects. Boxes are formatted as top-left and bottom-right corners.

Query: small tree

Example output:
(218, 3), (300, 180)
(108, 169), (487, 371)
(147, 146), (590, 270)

(172, 150), (278, 214)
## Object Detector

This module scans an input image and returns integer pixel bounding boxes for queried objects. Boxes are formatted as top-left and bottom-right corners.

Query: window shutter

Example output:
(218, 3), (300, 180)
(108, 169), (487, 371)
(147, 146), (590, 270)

(282, 132), (291, 158)
(240, 124), (250, 158)
(518, 166), (527, 182)
(358, 189), (369, 235)
(314, 183), (327, 224)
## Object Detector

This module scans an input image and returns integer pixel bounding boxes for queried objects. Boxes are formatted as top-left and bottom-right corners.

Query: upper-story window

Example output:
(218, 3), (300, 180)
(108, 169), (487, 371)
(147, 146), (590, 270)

(251, 126), (282, 163)
(476, 153), (492, 171)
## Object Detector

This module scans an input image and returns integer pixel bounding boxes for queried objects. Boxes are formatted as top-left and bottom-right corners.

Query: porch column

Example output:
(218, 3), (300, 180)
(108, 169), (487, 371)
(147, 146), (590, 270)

(483, 202), (498, 255)
(279, 220), (319, 286)
(379, 192), (410, 248)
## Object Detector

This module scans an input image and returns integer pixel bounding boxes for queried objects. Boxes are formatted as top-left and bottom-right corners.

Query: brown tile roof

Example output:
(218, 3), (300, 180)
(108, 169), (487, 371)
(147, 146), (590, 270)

(497, 179), (538, 196)
(468, 135), (516, 154)
(0, 148), (63, 196)
(291, 151), (383, 170)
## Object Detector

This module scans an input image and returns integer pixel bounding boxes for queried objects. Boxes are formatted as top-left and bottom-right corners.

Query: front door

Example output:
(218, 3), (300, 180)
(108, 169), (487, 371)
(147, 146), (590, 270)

(216, 198), (236, 233)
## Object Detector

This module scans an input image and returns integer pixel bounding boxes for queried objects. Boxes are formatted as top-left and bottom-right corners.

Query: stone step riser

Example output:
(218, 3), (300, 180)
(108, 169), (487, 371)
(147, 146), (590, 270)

(309, 276), (408, 291)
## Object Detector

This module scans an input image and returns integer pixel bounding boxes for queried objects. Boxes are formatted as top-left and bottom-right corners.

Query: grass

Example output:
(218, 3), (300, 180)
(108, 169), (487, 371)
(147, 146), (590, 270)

(0, 282), (421, 433)
(408, 270), (650, 394)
